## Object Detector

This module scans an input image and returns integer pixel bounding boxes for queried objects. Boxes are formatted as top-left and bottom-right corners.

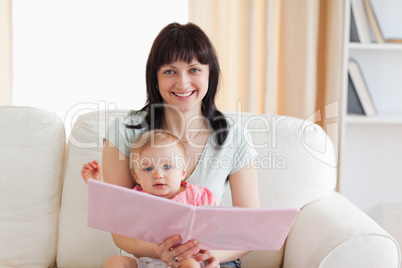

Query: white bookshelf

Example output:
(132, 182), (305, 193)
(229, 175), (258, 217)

(340, 0), (402, 227)
(346, 114), (402, 125)
(349, 42), (402, 51)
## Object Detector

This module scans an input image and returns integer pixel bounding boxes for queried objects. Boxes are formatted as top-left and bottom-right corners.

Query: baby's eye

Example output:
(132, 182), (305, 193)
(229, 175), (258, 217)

(144, 167), (153, 172)
(163, 164), (172, 170)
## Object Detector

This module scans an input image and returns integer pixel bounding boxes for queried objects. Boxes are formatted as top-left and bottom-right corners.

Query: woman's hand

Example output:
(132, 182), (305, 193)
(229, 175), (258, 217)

(193, 250), (220, 268)
(81, 160), (102, 183)
(155, 235), (201, 267)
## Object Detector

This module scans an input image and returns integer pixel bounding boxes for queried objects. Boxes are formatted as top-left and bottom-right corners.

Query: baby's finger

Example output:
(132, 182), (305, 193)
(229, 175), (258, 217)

(194, 250), (218, 268)
(193, 250), (210, 262)
(85, 162), (96, 168)
(89, 162), (97, 169)
(204, 257), (219, 268)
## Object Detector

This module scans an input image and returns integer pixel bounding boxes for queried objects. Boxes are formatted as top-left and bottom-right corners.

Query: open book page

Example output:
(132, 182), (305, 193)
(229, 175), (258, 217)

(191, 206), (298, 250)
(87, 179), (194, 245)
(87, 179), (299, 250)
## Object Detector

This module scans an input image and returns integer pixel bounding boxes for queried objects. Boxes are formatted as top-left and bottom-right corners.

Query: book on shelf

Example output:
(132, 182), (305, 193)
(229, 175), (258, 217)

(386, 39), (402, 44)
(349, 8), (360, 42)
(348, 60), (376, 116)
(350, 0), (373, 43)
(347, 74), (365, 115)
(363, 0), (385, 43)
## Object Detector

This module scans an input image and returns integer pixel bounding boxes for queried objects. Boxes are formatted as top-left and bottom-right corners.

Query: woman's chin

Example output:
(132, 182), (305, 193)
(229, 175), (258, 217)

(180, 101), (204, 112)
(165, 103), (202, 115)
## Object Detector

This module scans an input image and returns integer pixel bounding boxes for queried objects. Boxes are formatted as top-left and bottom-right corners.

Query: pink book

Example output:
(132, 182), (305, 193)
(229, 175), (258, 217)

(87, 179), (299, 250)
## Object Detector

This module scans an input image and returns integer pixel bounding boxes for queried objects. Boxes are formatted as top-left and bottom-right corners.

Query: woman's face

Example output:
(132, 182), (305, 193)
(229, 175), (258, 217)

(157, 59), (209, 114)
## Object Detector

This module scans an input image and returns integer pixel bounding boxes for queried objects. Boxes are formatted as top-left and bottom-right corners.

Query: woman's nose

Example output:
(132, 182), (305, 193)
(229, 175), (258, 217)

(176, 73), (190, 89)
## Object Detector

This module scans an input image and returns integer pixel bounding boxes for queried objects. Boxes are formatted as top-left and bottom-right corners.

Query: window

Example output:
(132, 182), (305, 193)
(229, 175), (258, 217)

(12, 0), (188, 135)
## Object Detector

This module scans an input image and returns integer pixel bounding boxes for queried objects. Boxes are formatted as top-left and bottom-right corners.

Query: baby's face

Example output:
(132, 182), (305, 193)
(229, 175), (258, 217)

(132, 145), (187, 199)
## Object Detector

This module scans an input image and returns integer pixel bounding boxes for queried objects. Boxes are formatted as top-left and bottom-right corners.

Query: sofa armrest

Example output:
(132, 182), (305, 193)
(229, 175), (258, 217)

(283, 192), (401, 268)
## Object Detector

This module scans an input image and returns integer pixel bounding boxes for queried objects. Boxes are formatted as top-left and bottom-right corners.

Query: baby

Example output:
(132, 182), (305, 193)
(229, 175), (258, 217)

(82, 129), (218, 268)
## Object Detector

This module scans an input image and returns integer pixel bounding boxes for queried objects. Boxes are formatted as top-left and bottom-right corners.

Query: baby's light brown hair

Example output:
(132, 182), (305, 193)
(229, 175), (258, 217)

(129, 129), (187, 181)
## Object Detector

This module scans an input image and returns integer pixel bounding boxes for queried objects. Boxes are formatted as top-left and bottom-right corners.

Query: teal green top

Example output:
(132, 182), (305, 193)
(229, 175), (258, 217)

(105, 110), (258, 204)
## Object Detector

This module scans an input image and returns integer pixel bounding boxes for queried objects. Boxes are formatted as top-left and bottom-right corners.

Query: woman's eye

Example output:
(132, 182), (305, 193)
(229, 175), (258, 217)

(164, 70), (175, 74)
(144, 167), (152, 172)
(190, 68), (201, 73)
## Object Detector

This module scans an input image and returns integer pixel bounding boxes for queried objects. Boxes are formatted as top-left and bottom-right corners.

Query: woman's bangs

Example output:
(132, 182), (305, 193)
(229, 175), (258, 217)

(157, 36), (209, 68)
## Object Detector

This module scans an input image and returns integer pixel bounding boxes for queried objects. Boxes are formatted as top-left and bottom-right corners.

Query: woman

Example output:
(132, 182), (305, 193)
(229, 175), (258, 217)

(103, 22), (259, 268)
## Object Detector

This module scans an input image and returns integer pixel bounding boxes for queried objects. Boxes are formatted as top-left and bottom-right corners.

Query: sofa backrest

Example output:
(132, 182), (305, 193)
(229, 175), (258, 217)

(0, 107), (65, 267)
(57, 109), (337, 268)
(221, 111), (337, 208)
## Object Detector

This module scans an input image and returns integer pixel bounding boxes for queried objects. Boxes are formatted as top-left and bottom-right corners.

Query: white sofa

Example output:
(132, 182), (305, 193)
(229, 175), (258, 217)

(0, 106), (400, 268)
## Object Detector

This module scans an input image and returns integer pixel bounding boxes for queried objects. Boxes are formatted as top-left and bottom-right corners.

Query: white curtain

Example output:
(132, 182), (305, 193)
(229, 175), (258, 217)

(189, 0), (344, 175)
(189, 0), (344, 122)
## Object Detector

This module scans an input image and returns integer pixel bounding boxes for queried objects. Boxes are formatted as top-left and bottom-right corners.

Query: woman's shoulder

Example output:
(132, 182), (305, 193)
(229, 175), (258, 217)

(105, 110), (148, 157)
(217, 113), (245, 131)
(208, 114), (240, 135)
(108, 110), (147, 127)
(217, 115), (249, 142)
(122, 110), (148, 127)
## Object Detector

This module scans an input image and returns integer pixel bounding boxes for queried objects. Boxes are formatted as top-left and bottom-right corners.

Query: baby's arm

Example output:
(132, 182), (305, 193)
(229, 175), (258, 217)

(81, 160), (102, 183)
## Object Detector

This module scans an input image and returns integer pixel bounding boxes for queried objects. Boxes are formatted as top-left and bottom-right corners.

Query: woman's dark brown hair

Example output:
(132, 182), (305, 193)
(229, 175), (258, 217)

(130, 22), (228, 147)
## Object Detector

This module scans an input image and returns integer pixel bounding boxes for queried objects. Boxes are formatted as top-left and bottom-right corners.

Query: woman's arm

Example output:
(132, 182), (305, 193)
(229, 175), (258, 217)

(103, 140), (154, 256)
(229, 161), (260, 208)
(195, 162), (260, 266)
(102, 140), (134, 188)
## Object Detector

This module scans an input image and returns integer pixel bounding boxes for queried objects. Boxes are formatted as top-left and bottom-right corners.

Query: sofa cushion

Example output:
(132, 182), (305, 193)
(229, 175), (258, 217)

(0, 107), (65, 267)
(57, 110), (125, 267)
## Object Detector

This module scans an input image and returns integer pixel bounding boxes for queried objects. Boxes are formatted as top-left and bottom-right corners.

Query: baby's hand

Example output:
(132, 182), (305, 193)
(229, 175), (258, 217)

(81, 160), (102, 183)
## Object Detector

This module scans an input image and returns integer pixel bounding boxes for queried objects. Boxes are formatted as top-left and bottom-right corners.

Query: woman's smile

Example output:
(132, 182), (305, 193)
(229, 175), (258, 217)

(172, 90), (196, 98)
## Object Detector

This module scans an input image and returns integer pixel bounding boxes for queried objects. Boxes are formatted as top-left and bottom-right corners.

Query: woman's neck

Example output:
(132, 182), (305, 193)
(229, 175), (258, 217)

(163, 107), (205, 138)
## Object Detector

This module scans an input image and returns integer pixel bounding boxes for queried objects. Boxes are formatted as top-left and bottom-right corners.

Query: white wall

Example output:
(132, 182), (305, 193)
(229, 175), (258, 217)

(12, 0), (188, 135)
